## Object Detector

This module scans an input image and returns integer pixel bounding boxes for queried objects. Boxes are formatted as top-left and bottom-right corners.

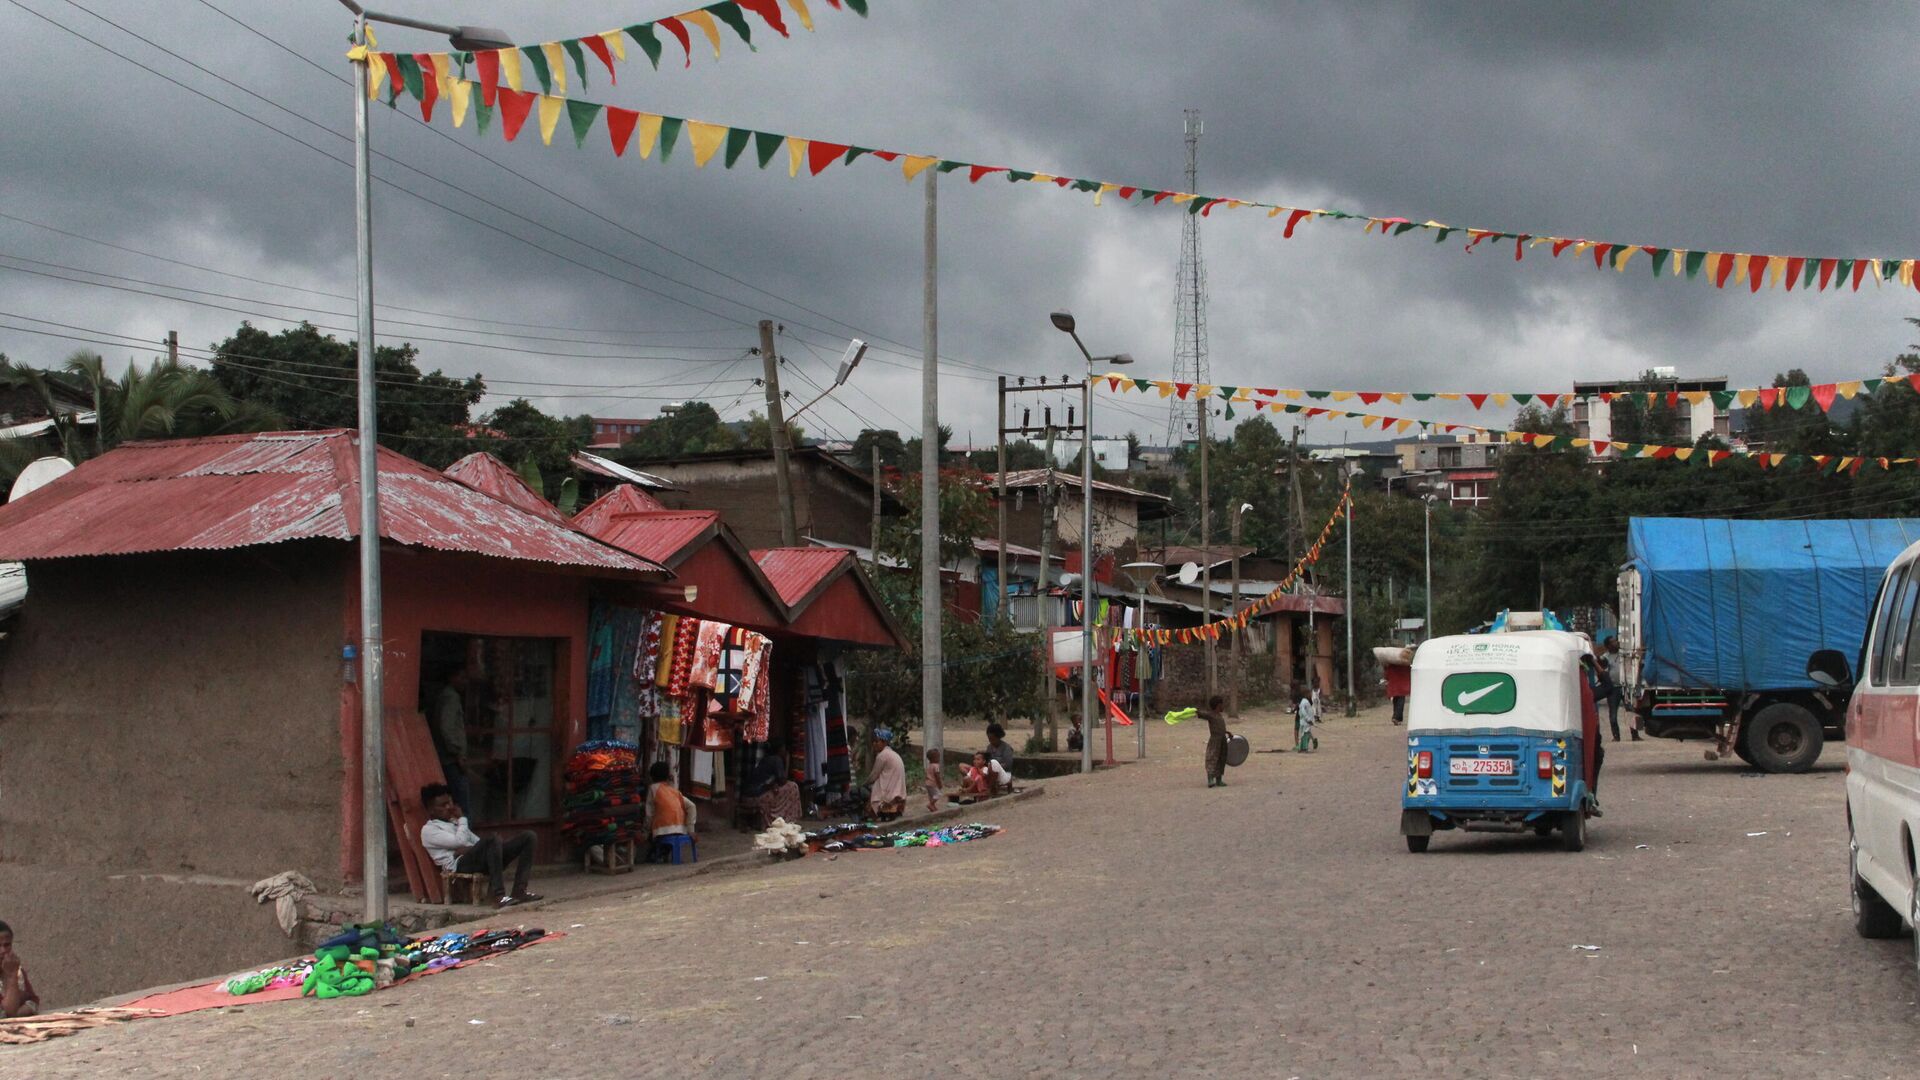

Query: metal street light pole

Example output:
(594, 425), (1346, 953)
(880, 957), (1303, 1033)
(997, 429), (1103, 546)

(1424, 493), (1434, 642)
(1344, 466), (1356, 716)
(921, 172), (942, 768)
(337, 1), (511, 922)
(1121, 561), (1161, 760)
(1049, 311), (1131, 775)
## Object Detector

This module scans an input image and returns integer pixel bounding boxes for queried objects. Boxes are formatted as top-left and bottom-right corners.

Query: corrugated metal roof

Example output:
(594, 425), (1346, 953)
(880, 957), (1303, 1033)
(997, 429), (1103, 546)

(996, 468), (1172, 503)
(0, 430), (665, 574)
(444, 451), (570, 526)
(570, 484), (669, 534)
(570, 452), (677, 490)
(752, 547), (853, 608)
(577, 509), (718, 565)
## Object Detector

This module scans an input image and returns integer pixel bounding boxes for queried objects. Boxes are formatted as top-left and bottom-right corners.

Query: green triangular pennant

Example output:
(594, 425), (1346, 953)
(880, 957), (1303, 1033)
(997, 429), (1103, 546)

(1711, 390), (1735, 409)
(1683, 250), (1706, 279)
(474, 99), (494, 135)
(520, 45), (552, 93)
(1132, 378), (1151, 392)
(565, 99), (601, 148)
(1223, 403), (1235, 420)
(1007, 170), (1035, 182)
(1433, 228), (1455, 243)
(844, 0), (868, 14)
(657, 116), (684, 162)
(706, 3), (757, 48)
(843, 147), (872, 164)
(627, 24), (663, 69)
(936, 160), (965, 173)
(1307, 390), (1329, 400)
(1072, 179), (1100, 193)
(562, 39), (589, 86)
(1217, 386), (1237, 400)
(1785, 385), (1812, 410)
(1412, 392), (1434, 401)
(1864, 377), (1884, 394)
(395, 54), (424, 102)
(1391, 222), (1418, 236)
(1801, 258), (1820, 289)
(1837, 258), (1855, 285)
(753, 131), (783, 168)
(723, 126), (752, 167)
(1884, 258), (1903, 282)
(1513, 393), (1533, 405)
(1648, 248), (1670, 277)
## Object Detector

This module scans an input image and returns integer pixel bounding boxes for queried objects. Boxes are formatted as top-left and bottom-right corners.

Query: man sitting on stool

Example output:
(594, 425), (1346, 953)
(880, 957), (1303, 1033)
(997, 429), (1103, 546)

(420, 783), (542, 907)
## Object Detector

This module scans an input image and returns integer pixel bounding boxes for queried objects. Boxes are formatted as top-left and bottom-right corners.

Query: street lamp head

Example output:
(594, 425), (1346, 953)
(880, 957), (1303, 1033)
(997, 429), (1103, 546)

(450, 25), (513, 51)
(1108, 352), (1135, 366)
(1049, 310), (1076, 334)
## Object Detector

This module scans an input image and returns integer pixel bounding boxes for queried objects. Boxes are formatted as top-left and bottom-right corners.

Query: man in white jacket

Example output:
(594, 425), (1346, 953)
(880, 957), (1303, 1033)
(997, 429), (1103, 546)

(419, 783), (541, 907)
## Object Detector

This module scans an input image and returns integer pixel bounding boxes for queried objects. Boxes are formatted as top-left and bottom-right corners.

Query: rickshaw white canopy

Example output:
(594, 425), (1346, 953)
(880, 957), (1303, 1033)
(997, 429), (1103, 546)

(1407, 630), (1588, 734)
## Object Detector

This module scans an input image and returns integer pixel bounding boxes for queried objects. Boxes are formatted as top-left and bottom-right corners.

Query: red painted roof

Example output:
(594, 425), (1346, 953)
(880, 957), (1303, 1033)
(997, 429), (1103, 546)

(753, 547), (854, 609)
(444, 451), (569, 526)
(570, 484), (668, 533)
(752, 547), (909, 650)
(0, 430), (665, 574)
(580, 509), (719, 566)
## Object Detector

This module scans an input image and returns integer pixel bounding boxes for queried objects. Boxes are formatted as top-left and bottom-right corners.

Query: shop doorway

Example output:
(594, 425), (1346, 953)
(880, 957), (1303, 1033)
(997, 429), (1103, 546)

(420, 632), (560, 829)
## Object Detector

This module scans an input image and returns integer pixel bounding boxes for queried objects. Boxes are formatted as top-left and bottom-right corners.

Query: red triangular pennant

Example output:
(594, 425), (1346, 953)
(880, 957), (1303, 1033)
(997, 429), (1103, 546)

(605, 106), (639, 155)
(1818, 258), (1838, 290)
(1465, 393), (1488, 409)
(657, 16), (694, 66)
(582, 34), (618, 84)
(475, 48), (501, 106)
(1812, 383), (1837, 412)
(808, 141), (850, 175)
(1758, 387), (1779, 410)
(496, 88), (537, 141)
(1784, 256), (1805, 291)
(413, 53), (439, 121)
(1749, 254), (1770, 292)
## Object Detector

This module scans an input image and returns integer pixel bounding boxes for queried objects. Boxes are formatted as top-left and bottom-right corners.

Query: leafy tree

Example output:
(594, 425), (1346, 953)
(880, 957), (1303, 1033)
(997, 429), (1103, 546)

(0, 350), (277, 489)
(852, 428), (907, 470)
(470, 398), (591, 492)
(965, 439), (1048, 473)
(209, 322), (483, 467)
(900, 424), (954, 474)
(741, 409), (803, 451)
(618, 401), (739, 459)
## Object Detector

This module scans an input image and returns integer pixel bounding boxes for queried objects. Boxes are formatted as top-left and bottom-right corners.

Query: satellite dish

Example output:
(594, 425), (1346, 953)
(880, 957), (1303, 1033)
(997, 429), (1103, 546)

(9, 456), (73, 502)
(1177, 561), (1201, 586)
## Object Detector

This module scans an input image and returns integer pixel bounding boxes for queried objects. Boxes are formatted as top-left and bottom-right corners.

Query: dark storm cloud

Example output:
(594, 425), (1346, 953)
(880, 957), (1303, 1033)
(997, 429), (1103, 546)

(2, 1), (1916, 447)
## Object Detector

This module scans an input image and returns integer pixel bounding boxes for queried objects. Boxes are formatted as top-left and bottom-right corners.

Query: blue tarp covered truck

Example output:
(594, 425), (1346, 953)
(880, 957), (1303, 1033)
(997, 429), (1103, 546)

(1618, 517), (1920, 771)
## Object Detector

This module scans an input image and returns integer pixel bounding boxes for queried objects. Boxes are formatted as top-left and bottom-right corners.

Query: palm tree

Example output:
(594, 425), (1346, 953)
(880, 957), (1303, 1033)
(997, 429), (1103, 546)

(0, 351), (282, 493)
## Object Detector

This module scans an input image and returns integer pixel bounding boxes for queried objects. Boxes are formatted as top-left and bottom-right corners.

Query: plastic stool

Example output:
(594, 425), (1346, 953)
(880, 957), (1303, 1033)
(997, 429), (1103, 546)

(656, 834), (698, 865)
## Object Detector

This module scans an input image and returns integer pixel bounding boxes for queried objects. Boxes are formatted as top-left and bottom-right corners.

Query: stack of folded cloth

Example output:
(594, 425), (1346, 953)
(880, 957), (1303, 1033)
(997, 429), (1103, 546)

(560, 740), (647, 849)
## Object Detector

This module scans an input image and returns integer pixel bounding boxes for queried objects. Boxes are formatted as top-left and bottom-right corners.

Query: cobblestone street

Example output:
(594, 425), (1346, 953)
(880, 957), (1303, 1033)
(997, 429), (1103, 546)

(17, 704), (1920, 1078)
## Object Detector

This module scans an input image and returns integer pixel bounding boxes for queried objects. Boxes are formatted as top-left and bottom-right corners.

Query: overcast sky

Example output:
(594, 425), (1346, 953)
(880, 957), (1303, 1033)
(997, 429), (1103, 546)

(3, 1), (1917, 451)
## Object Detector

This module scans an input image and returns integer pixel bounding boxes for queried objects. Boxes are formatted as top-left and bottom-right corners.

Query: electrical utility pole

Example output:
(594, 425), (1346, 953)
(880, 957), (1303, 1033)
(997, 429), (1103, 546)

(758, 320), (799, 547)
(920, 169), (943, 763)
(1229, 503), (1243, 717)
(870, 445), (882, 562)
(1344, 461), (1357, 717)
(996, 378), (1010, 625)
(166, 329), (179, 366)
(1002, 379), (1086, 751)
(1200, 400), (1215, 698)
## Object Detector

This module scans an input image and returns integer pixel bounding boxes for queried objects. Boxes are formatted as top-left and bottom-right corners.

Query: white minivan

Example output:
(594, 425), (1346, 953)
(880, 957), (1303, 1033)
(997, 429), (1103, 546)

(1815, 542), (1920, 962)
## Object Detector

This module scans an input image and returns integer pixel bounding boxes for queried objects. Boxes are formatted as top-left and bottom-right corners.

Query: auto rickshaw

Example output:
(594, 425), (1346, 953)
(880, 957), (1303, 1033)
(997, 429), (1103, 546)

(1400, 630), (1600, 852)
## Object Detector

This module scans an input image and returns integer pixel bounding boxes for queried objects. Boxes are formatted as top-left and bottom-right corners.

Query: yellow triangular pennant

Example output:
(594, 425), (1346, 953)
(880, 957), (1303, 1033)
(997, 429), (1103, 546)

(1737, 389), (1759, 407)
(636, 113), (664, 159)
(498, 47), (523, 91)
(681, 9), (725, 58)
(902, 155), (938, 181)
(1837, 380), (1863, 399)
(449, 78), (472, 128)
(787, 137), (808, 177)
(687, 120), (728, 167)
(537, 94), (564, 145)
(600, 30), (627, 61)
(786, 0), (815, 31)
(537, 41), (566, 96)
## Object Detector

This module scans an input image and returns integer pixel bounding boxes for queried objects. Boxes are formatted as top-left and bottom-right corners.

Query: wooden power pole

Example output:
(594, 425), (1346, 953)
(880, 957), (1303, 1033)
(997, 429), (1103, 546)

(758, 319), (798, 546)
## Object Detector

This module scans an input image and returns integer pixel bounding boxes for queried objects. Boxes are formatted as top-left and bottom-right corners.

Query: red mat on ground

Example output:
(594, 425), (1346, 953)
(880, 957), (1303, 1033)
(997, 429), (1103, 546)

(122, 932), (562, 1018)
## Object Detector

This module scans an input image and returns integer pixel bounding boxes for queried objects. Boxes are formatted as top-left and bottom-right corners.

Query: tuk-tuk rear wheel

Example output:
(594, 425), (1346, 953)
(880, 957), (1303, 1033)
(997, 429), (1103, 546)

(1405, 834), (1429, 853)
(1560, 810), (1587, 852)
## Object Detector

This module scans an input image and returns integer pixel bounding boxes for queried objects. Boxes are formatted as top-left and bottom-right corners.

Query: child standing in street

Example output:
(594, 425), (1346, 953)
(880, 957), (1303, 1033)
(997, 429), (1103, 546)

(1197, 694), (1230, 787)
(1294, 681), (1319, 753)
(924, 748), (945, 812)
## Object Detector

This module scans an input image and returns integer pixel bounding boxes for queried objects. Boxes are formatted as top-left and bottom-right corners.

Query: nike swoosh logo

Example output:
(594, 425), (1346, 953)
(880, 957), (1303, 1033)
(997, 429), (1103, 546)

(1456, 684), (1500, 706)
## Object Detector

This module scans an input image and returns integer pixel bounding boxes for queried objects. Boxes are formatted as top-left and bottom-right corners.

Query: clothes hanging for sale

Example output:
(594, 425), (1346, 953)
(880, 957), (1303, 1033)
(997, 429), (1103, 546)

(819, 660), (851, 784)
(633, 612), (663, 715)
(654, 615), (681, 686)
(586, 603), (617, 721)
(657, 698), (684, 747)
(664, 616), (699, 698)
(688, 619), (730, 691)
(745, 639), (773, 743)
(689, 749), (715, 798)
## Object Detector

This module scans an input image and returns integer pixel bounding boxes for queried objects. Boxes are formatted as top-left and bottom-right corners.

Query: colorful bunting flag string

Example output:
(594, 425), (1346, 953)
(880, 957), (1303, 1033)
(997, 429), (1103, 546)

(1097, 372), (1910, 417)
(1094, 374), (1918, 475)
(353, 0), (868, 108)
(1134, 479), (1352, 647)
(365, 66), (1920, 297)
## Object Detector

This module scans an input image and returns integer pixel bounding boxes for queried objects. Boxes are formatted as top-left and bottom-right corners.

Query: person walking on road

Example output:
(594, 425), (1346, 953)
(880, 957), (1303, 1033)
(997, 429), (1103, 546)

(1196, 694), (1230, 788)
(1594, 637), (1622, 742)
(1294, 682), (1319, 753)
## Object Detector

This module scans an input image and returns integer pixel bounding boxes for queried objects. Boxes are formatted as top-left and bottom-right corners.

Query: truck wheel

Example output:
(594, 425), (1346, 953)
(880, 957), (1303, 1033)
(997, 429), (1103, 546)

(1746, 703), (1825, 773)
(1732, 721), (1756, 766)
(1852, 838), (1903, 939)
(1560, 811), (1587, 852)
(1405, 834), (1430, 853)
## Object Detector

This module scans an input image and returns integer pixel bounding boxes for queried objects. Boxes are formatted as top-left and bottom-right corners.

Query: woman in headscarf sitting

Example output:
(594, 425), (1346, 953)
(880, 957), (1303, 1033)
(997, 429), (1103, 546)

(866, 727), (907, 821)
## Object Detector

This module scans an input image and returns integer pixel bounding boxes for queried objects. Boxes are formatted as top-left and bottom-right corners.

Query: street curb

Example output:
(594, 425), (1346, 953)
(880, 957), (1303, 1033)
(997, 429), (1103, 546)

(88, 784), (1048, 1009)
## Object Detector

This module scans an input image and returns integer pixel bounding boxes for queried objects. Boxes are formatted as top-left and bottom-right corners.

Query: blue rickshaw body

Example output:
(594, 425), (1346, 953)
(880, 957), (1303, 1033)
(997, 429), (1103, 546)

(1402, 727), (1588, 825)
